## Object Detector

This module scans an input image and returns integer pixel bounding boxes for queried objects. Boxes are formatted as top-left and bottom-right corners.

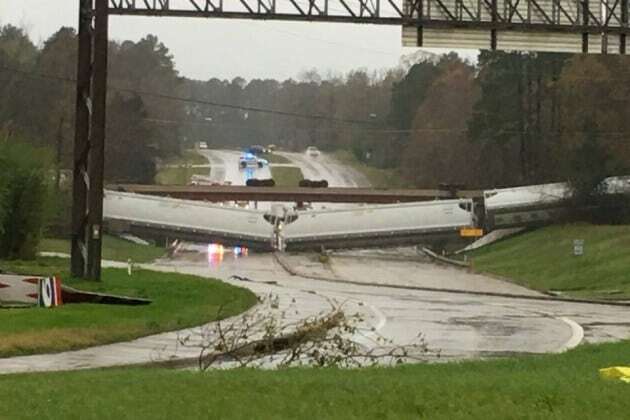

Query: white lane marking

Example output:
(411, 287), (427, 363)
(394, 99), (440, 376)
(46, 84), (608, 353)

(486, 302), (585, 354)
(556, 316), (584, 352)
(368, 301), (387, 332)
(348, 298), (388, 348)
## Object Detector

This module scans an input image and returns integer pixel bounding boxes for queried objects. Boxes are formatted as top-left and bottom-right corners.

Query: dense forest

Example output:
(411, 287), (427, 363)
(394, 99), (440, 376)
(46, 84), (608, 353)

(2, 24), (630, 189)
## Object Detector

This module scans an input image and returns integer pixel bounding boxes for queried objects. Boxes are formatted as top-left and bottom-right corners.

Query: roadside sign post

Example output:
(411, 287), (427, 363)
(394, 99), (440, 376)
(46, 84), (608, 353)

(573, 239), (584, 256)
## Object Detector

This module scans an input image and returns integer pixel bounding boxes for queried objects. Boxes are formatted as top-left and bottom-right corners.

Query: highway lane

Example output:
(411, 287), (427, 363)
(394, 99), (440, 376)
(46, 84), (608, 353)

(200, 149), (367, 189)
(278, 151), (370, 188)
(198, 149), (272, 186)
(153, 251), (630, 360)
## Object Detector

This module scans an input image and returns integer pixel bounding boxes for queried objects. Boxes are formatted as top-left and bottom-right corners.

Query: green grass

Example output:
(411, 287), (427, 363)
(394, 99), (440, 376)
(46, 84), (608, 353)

(163, 150), (209, 166)
(468, 223), (630, 299)
(261, 152), (291, 164)
(333, 150), (406, 189)
(39, 235), (165, 263)
(0, 257), (257, 357)
(155, 166), (208, 185)
(1, 340), (629, 419)
(156, 150), (210, 185)
(271, 166), (304, 187)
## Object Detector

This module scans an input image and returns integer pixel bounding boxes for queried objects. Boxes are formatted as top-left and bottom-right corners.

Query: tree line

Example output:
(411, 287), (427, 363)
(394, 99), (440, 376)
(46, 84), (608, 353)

(2, 24), (630, 191)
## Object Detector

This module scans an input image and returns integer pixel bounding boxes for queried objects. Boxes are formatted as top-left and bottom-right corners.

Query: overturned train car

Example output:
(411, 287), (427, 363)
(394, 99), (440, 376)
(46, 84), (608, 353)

(481, 176), (630, 231)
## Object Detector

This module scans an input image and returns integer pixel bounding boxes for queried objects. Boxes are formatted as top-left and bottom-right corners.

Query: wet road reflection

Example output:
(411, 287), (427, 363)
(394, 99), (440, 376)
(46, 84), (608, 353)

(207, 243), (249, 268)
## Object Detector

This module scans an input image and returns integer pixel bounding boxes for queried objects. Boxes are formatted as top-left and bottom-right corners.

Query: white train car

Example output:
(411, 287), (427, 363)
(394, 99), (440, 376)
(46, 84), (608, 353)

(483, 182), (572, 230)
(283, 199), (475, 250)
(602, 176), (630, 195)
(103, 191), (272, 249)
(483, 176), (630, 230)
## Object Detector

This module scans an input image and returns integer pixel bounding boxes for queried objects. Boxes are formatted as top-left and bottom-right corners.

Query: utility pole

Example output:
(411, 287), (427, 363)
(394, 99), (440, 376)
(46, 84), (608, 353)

(71, 0), (108, 280)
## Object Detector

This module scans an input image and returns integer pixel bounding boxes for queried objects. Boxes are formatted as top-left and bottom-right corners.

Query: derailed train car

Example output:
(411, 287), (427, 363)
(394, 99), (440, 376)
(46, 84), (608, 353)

(482, 176), (630, 231)
(283, 198), (476, 251)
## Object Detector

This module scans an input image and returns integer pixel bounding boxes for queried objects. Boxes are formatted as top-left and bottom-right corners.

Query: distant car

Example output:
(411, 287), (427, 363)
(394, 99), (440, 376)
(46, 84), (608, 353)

(239, 152), (268, 169)
(198, 141), (208, 149)
(306, 146), (320, 157)
(247, 145), (266, 156)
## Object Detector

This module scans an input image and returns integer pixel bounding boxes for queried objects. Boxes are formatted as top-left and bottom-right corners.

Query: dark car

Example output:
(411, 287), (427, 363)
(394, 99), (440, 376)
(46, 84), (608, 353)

(246, 145), (266, 156)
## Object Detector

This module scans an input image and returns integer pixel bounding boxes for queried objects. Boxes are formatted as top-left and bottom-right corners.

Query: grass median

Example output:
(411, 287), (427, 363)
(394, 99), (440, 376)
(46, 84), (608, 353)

(271, 166), (304, 187)
(261, 152), (291, 164)
(1, 339), (629, 419)
(155, 150), (210, 185)
(468, 223), (630, 299)
(0, 257), (257, 358)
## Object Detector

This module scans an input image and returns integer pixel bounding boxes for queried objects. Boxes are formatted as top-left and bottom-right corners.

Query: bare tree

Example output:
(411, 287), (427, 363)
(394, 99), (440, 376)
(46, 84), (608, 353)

(177, 294), (433, 371)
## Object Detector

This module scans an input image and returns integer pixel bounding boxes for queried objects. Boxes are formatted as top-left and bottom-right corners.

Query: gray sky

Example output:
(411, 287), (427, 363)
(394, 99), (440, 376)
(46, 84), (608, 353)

(1, 1), (474, 81)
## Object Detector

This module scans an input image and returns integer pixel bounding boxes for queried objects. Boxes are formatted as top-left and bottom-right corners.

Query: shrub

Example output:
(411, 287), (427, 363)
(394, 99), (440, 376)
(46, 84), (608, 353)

(0, 139), (52, 259)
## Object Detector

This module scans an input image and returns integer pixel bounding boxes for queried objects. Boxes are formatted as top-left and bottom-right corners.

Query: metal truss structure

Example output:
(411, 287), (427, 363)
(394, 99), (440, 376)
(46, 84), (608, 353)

(107, 0), (630, 53)
(73, 0), (626, 279)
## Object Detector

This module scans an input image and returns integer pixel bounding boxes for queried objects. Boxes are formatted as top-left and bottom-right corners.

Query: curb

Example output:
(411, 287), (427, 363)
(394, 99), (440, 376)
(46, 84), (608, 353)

(273, 252), (630, 308)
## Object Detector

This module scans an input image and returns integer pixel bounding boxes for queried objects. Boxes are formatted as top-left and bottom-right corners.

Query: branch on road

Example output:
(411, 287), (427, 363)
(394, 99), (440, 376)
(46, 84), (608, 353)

(177, 294), (434, 370)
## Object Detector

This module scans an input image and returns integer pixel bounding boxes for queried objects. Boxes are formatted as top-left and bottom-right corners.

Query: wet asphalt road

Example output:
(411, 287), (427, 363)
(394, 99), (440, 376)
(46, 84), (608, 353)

(161, 251), (630, 360)
(198, 149), (272, 185)
(198, 149), (368, 188)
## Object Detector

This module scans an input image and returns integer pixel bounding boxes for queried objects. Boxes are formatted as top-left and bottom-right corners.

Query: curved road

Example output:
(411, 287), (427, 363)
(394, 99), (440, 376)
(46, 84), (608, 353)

(175, 252), (630, 360)
(1, 252), (628, 374)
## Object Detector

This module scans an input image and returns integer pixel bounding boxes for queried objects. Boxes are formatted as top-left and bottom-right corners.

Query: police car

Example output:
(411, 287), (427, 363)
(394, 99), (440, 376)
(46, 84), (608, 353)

(239, 152), (268, 169)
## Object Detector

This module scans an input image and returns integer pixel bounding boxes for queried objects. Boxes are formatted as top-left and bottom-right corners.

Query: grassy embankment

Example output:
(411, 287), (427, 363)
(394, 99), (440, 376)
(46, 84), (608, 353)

(468, 223), (630, 299)
(155, 150), (210, 185)
(39, 235), (165, 263)
(1, 339), (629, 419)
(333, 150), (407, 189)
(0, 257), (256, 357)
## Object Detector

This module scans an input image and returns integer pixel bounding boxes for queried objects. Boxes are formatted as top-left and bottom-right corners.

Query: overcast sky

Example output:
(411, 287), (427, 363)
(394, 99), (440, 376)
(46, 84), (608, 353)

(1, 1), (474, 81)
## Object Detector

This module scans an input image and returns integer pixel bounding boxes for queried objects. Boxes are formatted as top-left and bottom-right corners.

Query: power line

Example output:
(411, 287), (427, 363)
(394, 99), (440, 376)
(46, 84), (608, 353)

(0, 65), (372, 125)
(142, 116), (630, 136)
